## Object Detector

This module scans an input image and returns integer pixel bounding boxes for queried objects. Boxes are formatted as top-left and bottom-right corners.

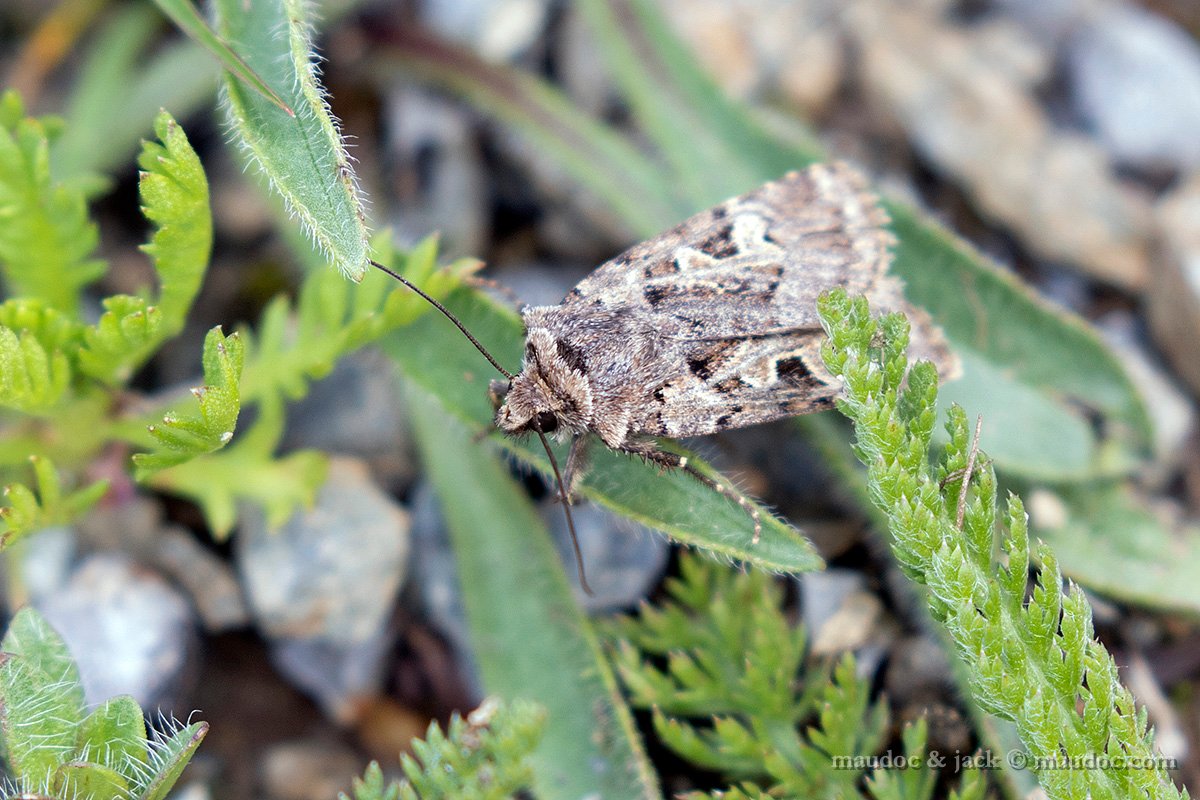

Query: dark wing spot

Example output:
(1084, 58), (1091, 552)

(687, 355), (714, 380)
(714, 413), (733, 428)
(644, 285), (672, 307)
(714, 377), (747, 393)
(644, 257), (679, 278)
(555, 337), (588, 373)
(695, 224), (738, 258)
(711, 205), (728, 220)
(776, 356), (819, 388)
(731, 405), (743, 413)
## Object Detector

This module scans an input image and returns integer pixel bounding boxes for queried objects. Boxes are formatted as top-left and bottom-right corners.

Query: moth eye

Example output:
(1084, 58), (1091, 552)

(535, 411), (558, 433)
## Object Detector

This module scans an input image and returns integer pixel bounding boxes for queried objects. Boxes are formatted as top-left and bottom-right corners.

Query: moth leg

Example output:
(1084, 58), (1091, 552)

(562, 435), (592, 501)
(619, 439), (763, 544)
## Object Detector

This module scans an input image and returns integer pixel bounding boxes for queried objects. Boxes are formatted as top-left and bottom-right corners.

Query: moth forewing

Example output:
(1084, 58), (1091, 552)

(376, 162), (956, 587)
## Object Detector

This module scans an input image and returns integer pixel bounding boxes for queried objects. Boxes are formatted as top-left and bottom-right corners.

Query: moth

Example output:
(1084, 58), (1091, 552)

(373, 162), (954, 592)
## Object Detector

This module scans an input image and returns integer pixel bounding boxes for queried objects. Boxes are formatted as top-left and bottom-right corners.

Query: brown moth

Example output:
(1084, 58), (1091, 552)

(373, 162), (955, 592)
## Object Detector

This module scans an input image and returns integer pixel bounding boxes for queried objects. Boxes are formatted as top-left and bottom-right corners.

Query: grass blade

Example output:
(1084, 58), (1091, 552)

(406, 381), (660, 800)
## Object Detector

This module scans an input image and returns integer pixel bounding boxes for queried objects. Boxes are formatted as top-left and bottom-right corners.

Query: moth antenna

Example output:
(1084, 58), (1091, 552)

(535, 427), (593, 596)
(369, 259), (514, 380)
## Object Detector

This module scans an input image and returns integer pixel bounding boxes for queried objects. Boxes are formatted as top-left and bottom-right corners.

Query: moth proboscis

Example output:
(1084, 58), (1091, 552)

(372, 162), (956, 594)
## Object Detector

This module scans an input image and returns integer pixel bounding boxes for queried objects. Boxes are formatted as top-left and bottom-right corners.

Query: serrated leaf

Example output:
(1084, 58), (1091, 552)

(406, 382), (659, 800)
(0, 458), (107, 550)
(385, 289), (823, 574)
(0, 91), (105, 313)
(132, 326), (242, 477)
(144, 394), (326, 538)
(139, 722), (207, 800)
(0, 326), (71, 411)
(76, 696), (148, 784)
(238, 238), (465, 405)
(76, 295), (164, 385)
(138, 110), (211, 337)
(1029, 483), (1200, 614)
(213, 0), (369, 279)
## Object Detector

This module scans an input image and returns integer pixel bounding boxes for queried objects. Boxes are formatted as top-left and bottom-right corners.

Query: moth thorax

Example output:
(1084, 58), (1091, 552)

(495, 329), (593, 437)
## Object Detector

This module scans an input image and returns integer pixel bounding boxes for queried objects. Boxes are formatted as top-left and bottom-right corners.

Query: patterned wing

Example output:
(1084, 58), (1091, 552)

(631, 330), (837, 438)
(561, 162), (895, 338)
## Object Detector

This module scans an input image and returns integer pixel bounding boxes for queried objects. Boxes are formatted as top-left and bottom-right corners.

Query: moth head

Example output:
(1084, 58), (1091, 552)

(494, 329), (593, 438)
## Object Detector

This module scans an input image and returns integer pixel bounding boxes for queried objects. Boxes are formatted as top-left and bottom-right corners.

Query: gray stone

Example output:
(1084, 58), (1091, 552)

(406, 481), (482, 696)
(37, 554), (196, 710)
(1066, 4), (1200, 171)
(237, 457), (411, 644)
(383, 86), (489, 257)
(17, 525), (76, 604)
(543, 502), (670, 612)
(268, 632), (395, 723)
(154, 526), (249, 632)
(282, 349), (413, 486)
(419, 0), (550, 61)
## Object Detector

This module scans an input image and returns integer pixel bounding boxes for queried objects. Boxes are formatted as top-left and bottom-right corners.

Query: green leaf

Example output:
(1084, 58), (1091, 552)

(385, 30), (683, 236)
(132, 326), (243, 477)
(341, 762), (400, 800)
(1030, 484), (1200, 614)
(0, 610), (85, 786)
(384, 287), (822, 575)
(393, 699), (545, 800)
(0, 91), (105, 314)
(238, 239), (454, 405)
(139, 721), (207, 800)
(214, 0), (369, 279)
(144, 393), (326, 538)
(76, 295), (164, 385)
(54, 5), (218, 185)
(1, 607), (86, 714)
(406, 382), (660, 800)
(54, 762), (131, 799)
(0, 457), (107, 550)
(0, 325), (72, 411)
(76, 696), (149, 785)
(889, 204), (1153, 480)
(151, 0), (294, 116)
(138, 110), (212, 337)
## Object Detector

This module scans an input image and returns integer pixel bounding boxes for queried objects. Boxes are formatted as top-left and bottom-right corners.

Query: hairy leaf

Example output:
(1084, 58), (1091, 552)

(213, 0), (369, 279)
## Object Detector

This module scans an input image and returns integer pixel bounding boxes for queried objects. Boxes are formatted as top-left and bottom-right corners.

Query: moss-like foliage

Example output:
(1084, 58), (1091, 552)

(818, 289), (1185, 800)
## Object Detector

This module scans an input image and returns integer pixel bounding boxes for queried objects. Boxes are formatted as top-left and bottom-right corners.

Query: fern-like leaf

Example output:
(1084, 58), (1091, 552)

(817, 289), (1184, 800)
(138, 110), (211, 336)
(0, 91), (104, 314)
(132, 326), (242, 477)
(338, 698), (544, 800)
(0, 456), (107, 550)
(143, 391), (324, 538)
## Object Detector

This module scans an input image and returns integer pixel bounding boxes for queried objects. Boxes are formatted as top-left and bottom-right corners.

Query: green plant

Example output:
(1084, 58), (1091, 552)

(817, 290), (1184, 800)
(608, 553), (988, 800)
(0, 607), (206, 799)
(0, 92), (237, 547)
(339, 698), (545, 800)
